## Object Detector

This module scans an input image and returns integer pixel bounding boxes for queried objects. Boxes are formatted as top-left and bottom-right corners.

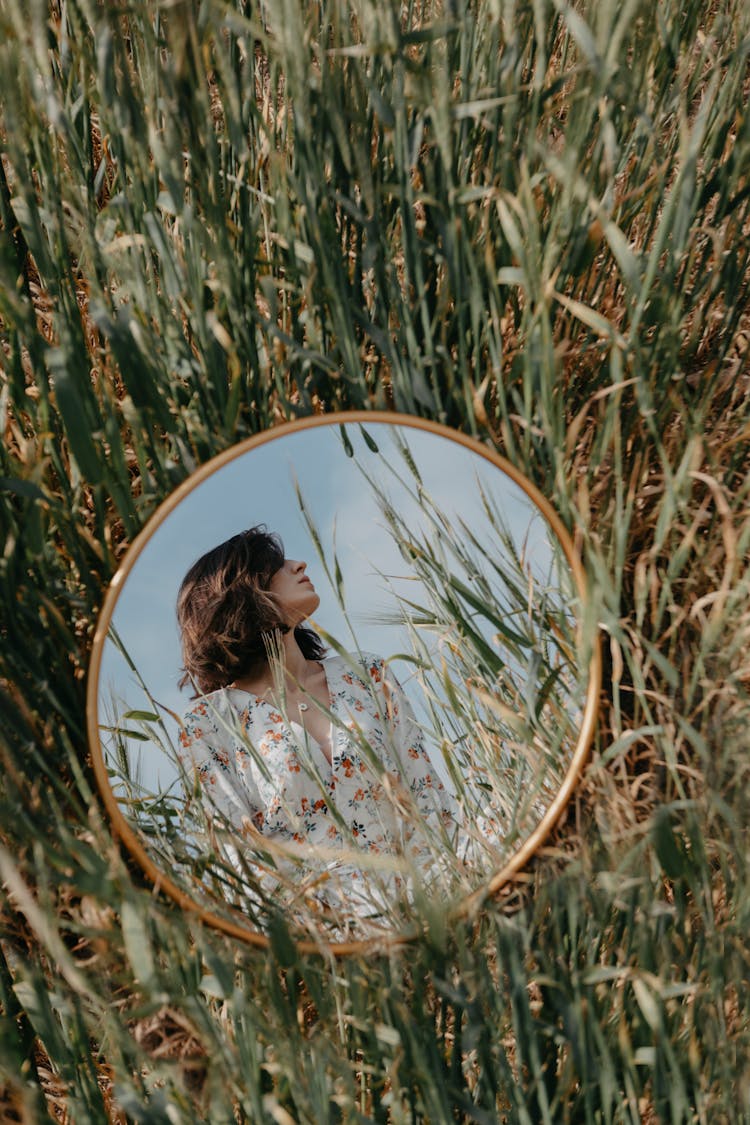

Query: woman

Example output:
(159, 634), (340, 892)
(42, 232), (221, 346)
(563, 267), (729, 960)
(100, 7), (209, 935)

(176, 526), (455, 908)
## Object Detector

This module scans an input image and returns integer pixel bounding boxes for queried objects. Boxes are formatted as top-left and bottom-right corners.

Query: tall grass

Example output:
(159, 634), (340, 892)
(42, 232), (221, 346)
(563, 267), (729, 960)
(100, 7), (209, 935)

(1, 0), (749, 1119)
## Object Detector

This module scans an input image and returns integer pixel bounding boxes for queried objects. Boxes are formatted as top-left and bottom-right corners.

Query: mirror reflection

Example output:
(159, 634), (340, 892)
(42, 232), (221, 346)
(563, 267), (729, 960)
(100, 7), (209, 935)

(95, 418), (590, 943)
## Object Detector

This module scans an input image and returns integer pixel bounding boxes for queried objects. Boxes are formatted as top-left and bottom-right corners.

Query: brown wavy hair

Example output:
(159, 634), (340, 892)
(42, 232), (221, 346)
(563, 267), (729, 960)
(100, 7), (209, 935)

(176, 526), (325, 695)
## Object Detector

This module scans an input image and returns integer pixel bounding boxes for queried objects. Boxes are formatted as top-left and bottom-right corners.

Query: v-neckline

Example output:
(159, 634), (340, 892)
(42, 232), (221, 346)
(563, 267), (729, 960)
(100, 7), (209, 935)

(228, 659), (337, 768)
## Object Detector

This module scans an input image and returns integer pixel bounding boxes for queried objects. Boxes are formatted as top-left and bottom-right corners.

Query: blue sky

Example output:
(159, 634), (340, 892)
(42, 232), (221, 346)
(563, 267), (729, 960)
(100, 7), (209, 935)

(97, 421), (559, 793)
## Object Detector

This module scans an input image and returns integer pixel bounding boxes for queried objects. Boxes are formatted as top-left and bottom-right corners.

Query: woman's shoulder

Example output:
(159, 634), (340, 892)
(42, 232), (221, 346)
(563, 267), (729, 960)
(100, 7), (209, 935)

(181, 687), (240, 726)
(324, 650), (387, 684)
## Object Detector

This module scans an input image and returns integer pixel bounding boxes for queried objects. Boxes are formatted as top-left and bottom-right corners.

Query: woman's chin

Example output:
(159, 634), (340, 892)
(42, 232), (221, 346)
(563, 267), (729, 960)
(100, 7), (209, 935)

(300, 593), (321, 620)
(288, 597), (321, 628)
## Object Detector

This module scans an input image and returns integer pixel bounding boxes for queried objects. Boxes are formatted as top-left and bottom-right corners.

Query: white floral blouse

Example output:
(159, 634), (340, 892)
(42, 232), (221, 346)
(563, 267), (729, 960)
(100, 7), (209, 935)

(177, 653), (456, 893)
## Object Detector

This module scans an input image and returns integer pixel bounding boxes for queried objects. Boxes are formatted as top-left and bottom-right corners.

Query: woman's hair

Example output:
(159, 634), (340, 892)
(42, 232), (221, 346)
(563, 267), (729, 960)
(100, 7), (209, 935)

(176, 525), (325, 695)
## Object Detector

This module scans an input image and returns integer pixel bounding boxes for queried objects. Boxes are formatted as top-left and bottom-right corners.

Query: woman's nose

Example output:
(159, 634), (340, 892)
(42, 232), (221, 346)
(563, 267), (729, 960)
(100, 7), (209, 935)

(290, 559), (306, 573)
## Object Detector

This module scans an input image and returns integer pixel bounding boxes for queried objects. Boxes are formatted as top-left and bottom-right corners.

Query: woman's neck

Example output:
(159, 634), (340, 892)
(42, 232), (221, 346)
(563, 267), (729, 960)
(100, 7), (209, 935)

(232, 629), (316, 696)
(278, 627), (310, 683)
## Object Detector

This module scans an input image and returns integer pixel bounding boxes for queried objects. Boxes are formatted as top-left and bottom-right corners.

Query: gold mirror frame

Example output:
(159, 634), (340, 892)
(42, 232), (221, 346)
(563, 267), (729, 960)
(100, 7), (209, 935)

(87, 411), (601, 956)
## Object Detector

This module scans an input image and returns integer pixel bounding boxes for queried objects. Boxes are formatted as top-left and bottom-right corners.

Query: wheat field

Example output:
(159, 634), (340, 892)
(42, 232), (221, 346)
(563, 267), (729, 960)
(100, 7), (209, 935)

(1, 0), (749, 1120)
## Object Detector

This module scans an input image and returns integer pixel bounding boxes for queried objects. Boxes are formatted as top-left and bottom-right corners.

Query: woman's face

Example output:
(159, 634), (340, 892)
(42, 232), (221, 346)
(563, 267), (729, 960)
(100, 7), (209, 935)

(268, 558), (321, 626)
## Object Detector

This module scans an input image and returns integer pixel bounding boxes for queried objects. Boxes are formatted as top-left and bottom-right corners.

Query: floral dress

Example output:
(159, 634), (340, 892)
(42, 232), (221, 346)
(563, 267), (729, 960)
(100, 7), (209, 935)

(178, 653), (456, 909)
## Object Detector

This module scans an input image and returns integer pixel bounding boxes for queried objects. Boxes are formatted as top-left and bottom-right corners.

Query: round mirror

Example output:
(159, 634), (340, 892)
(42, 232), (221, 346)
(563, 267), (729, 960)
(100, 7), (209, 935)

(87, 412), (600, 954)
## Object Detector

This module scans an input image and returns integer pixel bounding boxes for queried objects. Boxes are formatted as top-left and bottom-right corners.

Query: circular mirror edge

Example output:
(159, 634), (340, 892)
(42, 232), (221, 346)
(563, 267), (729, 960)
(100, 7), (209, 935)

(85, 409), (602, 958)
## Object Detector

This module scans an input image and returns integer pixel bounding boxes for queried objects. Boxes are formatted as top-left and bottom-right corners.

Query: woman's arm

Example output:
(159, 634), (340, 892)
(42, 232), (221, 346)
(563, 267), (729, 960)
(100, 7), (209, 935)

(178, 698), (263, 833)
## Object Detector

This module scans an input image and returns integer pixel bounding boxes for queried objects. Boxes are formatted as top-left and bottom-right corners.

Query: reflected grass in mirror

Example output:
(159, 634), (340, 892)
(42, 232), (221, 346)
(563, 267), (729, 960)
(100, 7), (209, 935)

(329, 425), (584, 854)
